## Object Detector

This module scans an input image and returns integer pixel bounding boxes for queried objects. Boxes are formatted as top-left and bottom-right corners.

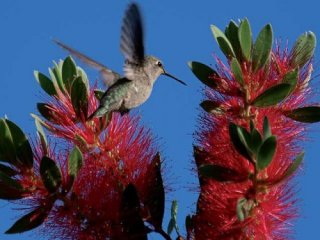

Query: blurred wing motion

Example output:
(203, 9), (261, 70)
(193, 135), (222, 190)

(120, 3), (145, 80)
(53, 39), (121, 87)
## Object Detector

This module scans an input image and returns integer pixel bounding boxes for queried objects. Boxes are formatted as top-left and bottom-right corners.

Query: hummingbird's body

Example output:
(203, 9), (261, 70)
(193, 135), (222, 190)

(54, 3), (186, 120)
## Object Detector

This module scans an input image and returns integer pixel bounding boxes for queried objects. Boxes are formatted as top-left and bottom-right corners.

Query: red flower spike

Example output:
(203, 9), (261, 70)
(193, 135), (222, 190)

(1, 57), (164, 239)
(191, 20), (315, 240)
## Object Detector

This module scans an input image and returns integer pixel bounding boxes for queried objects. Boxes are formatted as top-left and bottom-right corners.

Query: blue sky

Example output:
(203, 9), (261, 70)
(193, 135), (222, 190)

(0, 0), (320, 239)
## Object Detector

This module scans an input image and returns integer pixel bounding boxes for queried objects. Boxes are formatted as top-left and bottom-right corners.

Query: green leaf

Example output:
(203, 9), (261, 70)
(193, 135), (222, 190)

(0, 119), (33, 168)
(50, 62), (65, 93)
(257, 136), (277, 170)
(67, 146), (83, 191)
(238, 18), (252, 61)
(185, 215), (192, 232)
(200, 100), (222, 114)
(252, 83), (292, 107)
(188, 61), (218, 89)
(211, 25), (236, 59)
(0, 119), (16, 163)
(62, 56), (77, 91)
(94, 89), (105, 100)
(250, 128), (262, 154)
(167, 218), (175, 235)
(71, 76), (88, 119)
(120, 184), (147, 240)
(0, 171), (23, 190)
(285, 106), (320, 123)
(5, 207), (49, 234)
(252, 24), (273, 72)
(236, 198), (255, 221)
(16, 140), (34, 170)
(263, 117), (272, 139)
(237, 126), (252, 150)
(229, 123), (252, 161)
(35, 118), (47, 153)
(225, 21), (242, 60)
(230, 58), (244, 85)
(77, 67), (90, 91)
(40, 156), (62, 193)
(279, 152), (304, 182)
(290, 31), (316, 68)
(30, 114), (53, 132)
(0, 183), (24, 200)
(145, 153), (165, 228)
(236, 198), (246, 221)
(49, 68), (65, 93)
(34, 71), (56, 96)
(199, 164), (242, 182)
(0, 163), (18, 176)
(171, 200), (178, 220)
(37, 103), (55, 122)
(282, 69), (298, 93)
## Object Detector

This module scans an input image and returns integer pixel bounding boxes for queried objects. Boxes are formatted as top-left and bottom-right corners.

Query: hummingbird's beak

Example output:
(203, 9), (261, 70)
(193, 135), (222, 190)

(163, 72), (187, 86)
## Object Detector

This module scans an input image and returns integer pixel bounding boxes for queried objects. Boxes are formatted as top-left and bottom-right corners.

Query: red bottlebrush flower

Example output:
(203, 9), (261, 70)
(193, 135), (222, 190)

(0, 57), (166, 239)
(190, 20), (317, 239)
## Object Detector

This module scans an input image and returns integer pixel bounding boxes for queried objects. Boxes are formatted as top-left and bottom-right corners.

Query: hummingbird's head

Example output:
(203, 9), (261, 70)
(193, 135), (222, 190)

(144, 56), (186, 86)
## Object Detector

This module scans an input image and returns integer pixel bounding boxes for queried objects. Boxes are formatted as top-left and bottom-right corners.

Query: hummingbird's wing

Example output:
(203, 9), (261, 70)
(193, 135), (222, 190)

(54, 39), (121, 87)
(120, 3), (145, 80)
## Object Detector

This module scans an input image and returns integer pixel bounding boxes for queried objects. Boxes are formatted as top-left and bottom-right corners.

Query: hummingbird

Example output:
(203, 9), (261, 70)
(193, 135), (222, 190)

(54, 3), (186, 121)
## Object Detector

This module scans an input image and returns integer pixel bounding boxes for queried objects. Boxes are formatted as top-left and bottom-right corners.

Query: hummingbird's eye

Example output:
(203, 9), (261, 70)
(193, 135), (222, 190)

(157, 61), (162, 67)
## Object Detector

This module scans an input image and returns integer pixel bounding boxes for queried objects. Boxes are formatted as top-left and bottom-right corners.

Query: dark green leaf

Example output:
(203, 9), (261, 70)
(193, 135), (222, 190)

(0, 119), (33, 168)
(252, 83), (292, 107)
(238, 18), (252, 61)
(257, 136), (277, 170)
(199, 164), (245, 182)
(290, 31), (316, 68)
(40, 156), (62, 193)
(68, 146), (83, 178)
(34, 71), (56, 96)
(285, 106), (320, 123)
(252, 24), (273, 72)
(37, 103), (55, 122)
(62, 56), (77, 91)
(263, 117), (272, 139)
(229, 123), (252, 161)
(5, 207), (49, 234)
(188, 61), (218, 89)
(120, 184), (147, 240)
(283, 152), (304, 180)
(250, 128), (262, 154)
(0, 163), (18, 176)
(16, 140), (34, 169)
(237, 126), (251, 153)
(230, 58), (244, 85)
(145, 153), (165, 228)
(0, 171), (23, 190)
(282, 69), (298, 93)
(225, 21), (242, 60)
(185, 215), (192, 232)
(211, 25), (236, 59)
(200, 100), (222, 114)
(0, 183), (24, 200)
(0, 119), (16, 163)
(71, 76), (88, 119)
(167, 218), (175, 235)
(94, 89), (104, 100)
